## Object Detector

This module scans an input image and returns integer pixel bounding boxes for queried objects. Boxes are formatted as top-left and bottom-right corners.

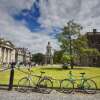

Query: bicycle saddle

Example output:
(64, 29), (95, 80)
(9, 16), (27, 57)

(80, 72), (85, 75)
(40, 71), (45, 73)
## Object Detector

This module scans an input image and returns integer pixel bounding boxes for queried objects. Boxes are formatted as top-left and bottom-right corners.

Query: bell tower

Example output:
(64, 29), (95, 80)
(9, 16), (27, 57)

(45, 42), (53, 65)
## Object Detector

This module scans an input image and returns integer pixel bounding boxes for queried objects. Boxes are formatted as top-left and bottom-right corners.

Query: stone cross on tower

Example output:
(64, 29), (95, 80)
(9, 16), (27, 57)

(45, 42), (53, 65)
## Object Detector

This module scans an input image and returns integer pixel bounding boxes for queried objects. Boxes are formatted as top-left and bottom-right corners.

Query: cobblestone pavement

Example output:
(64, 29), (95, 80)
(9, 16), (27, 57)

(0, 90), (100, 100)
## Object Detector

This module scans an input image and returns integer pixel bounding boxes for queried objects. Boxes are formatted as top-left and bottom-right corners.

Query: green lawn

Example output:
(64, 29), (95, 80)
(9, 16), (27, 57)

(0, 65), (100, 89)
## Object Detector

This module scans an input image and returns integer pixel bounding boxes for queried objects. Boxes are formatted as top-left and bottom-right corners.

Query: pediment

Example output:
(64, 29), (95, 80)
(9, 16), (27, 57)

(0, 38), (15, 48)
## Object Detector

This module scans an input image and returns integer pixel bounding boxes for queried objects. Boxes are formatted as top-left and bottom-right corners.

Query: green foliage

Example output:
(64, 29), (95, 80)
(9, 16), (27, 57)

(62, 53), (71, 63)
(58, 20), (100, 67)
(58, 20), (82, 68)
(58, 20), (82, 52)
(73, 35), (88, 52)
(53, 50), (63, 64)
(80, 48), (100, 57)
(32, 53), (45, 64)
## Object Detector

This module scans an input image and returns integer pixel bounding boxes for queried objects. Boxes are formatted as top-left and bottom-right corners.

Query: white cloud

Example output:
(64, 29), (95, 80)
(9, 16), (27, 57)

(39, 0), (100, 31)
(0, 0), (59, 53)
(0, 0), (100, 53)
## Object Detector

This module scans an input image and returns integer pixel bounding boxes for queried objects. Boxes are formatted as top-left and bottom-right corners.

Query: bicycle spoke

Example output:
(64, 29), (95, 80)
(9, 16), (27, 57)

(83, 80), (97, 94)
(38, 79), (53, 94)
(17, 78), (31, 92)
(60, 79), (74, 93)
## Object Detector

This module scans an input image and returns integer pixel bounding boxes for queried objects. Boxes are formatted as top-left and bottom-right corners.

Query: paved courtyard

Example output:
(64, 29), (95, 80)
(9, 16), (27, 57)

(0, 90), (100, 100)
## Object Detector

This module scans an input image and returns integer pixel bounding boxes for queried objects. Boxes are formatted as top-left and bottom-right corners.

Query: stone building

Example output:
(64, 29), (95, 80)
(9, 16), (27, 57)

(86, 29), (100, 66)
(0, 38), (32, 64)
(78, 29), (100, 66)
(15, 48), (25, 63)
(0, 38), (15, 64)
(25, 50), (32, 63)
(15, 48), (32, 64)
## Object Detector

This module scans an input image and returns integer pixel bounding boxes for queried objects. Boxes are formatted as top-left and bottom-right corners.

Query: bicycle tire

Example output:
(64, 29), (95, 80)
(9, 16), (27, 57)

(60, 79), (74, 93)
(17, 77), (31, 92)
(83, 79), (97, 94)
(37, 79), (53, 94)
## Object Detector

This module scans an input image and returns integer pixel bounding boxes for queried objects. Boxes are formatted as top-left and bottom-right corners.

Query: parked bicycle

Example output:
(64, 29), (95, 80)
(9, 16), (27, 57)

(17, 68), (53, 94)
(60, 71), (97, 94)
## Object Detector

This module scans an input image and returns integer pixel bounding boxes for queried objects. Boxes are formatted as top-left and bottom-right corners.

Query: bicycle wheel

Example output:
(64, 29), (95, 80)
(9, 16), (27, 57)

(17, 77), (31, 92)
(83, 79), (97, 94)
(38, 79), (53, 94)
(60, 79), (74, 93)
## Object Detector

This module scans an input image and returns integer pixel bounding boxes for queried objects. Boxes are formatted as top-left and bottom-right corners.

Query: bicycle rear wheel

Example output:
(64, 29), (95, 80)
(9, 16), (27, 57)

(83, 79), (97, 94)
(60, 79), (74, 93)
(38, 79), (53, 94)
(17, 77), (31, 92)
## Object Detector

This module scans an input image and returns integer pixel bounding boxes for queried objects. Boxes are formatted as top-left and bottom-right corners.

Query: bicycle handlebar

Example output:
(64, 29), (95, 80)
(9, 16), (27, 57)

(40, 71), (45, 74)
(80, 72), (85, 75)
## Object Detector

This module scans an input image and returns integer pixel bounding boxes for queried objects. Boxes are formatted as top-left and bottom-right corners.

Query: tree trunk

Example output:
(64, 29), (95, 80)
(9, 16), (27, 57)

(70, 59), (74, 69)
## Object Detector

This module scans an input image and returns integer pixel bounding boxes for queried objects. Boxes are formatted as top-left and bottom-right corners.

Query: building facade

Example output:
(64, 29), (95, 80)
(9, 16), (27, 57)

(15, 48), (32, 64)
(0, 38), (32, 64)
(86, 29), (100, 66)
(78, 29), (100, 66)
(0, 38), (15, 64)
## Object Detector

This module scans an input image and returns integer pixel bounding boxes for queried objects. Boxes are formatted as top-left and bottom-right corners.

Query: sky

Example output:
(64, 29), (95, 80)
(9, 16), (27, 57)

(0, 0), (100, 53)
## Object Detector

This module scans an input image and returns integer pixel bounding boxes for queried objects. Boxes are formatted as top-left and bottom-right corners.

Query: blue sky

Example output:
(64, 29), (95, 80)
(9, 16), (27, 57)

(0, 0), (100, 53)
(13, 0), (61, 37)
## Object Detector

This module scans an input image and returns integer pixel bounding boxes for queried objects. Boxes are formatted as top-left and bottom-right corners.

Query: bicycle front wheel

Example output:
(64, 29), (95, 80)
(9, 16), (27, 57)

(83, 79), (97, 94)
(60, 79), (74, 93)
(17, 77), (31, 92)
(38, 79), (53, 94)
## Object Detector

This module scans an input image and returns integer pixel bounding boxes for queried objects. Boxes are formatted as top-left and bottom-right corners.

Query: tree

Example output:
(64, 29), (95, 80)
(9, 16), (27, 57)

(58, 20), (82, 69)
(53, 50), (63, 64)
(58, 20), (100, 68)
(31, 53), (45, 65)
(61, 53), (71, 63)
(80, 48), (100, 66)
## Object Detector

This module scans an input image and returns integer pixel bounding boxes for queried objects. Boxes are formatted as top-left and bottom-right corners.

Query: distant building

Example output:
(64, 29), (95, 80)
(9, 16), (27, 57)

(15, 48), (32, 64)
(0, 38), (32, 65)
(86, 29), (100, 66)
(25, 50), (32, 63)
(15, 48), (25, 63)
(78, 29), (100, 66)
(87, 29), (100, 50)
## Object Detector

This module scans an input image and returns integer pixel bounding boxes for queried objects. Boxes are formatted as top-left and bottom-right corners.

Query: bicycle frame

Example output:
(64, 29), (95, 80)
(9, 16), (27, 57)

(78, 74), (87, 88)
(26, 69), (45, 87)
(68, 71), (87, 89)
(60, 71), (97, 94)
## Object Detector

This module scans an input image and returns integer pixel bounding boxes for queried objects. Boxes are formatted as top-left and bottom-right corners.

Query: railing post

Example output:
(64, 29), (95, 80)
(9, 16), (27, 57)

(8, 62), (15, 91)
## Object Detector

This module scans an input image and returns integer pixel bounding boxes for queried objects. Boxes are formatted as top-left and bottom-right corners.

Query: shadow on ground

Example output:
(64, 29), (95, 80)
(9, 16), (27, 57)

(40, 67), (89, 71)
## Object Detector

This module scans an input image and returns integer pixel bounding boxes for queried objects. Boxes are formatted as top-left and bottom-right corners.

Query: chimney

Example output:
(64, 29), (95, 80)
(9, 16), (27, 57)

(93, 29), (97, 33)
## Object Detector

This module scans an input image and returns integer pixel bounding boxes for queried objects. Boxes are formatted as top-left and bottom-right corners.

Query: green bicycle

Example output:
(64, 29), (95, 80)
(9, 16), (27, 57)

(17, 69), (53, 94)
(60, 71), (97, 94)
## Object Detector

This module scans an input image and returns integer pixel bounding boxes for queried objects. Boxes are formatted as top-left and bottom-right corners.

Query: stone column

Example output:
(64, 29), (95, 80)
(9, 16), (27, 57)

(2, 48), (4, 63)
(0, 47), (2, 63)
(45, 55), (47, 65)
(10, 50), (12, 63)
(4, 48), (7, 63)
(11, 49), (16, 63)
(6, 49), (9, 63)
(8, 50), (11, 63)
(50, 56), (53, 65)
